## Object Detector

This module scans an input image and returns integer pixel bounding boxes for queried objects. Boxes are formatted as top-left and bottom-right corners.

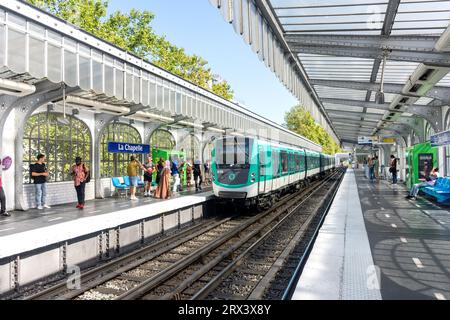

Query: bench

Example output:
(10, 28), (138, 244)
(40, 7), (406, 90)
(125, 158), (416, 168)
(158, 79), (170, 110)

(111, 177), (129, 197)
(420, 177), (450, 203)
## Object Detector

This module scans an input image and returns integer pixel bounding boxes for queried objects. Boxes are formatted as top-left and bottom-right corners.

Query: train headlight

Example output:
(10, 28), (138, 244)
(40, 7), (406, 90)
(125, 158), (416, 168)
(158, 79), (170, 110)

(251, 173), (256, 177)
(212, 176), (216, 182)
(251, 178), (256, 183)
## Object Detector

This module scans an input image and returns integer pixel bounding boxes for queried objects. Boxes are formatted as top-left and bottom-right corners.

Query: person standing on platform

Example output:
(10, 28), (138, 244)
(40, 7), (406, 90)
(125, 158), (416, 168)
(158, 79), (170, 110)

(30, 154), (50, 210)
(204, 161), (211, 186)
(374, 156), (379, 180)
(127, 155), (143, 201)
(178, 158), (185, 192)
(143, 156), (154, 197)
(154, 160), (171, 199)
(368, 156), (375, 182)
(193, 159), (203, 192)
(406, 167), (440, 200)
(186, 160), (193, 188)
(390, 155), (398, 184)
(171, 158), (181, 194)
(0, 175), (9, 217)
(156, 158), (164, 186)
(71, 156), (89, 209)
(0, 155), (11, 216)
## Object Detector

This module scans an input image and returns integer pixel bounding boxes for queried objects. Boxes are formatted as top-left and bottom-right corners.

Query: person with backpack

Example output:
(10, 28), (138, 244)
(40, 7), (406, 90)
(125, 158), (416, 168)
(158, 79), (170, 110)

(193, 159), (203, 192)
(71, 156), (90, 209)
(143, 155), (154, 197)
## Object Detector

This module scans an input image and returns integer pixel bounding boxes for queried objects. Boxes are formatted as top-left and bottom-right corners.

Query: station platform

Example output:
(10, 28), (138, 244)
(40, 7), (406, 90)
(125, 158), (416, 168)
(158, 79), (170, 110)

(0, 187), (213, 295)
(293, 169), (450, 300)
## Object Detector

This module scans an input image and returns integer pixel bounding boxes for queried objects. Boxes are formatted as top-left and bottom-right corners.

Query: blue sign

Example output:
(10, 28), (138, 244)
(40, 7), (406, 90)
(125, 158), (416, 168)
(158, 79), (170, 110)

(430, 130), (450, 147)
(107, 142), (150, 154)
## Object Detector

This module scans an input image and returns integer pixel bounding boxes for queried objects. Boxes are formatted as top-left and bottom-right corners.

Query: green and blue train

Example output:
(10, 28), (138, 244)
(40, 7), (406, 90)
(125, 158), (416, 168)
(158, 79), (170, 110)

(211, 136), (335, 209)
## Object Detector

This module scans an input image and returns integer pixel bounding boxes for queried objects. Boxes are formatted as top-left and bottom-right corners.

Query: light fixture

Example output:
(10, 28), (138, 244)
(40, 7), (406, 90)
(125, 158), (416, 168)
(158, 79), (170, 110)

(375, 51), (388, 105)
(72, 108), (79, 115)
(129, 119), (135, 125)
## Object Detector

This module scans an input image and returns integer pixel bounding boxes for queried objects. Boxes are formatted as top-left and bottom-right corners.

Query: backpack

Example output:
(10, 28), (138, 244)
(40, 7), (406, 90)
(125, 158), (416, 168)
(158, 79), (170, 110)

(83, 164), (91, 183)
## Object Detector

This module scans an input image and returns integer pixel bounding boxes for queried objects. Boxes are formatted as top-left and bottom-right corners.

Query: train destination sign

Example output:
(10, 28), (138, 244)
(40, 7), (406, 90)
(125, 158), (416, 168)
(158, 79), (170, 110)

(358, 136), (378, 145)
(107, 142), (150, 154)
(430, 130), (450, 147)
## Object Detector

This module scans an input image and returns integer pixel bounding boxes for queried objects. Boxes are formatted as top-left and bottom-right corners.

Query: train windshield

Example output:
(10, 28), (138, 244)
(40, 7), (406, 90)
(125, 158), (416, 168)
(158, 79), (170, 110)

(215, 137), (253, 169)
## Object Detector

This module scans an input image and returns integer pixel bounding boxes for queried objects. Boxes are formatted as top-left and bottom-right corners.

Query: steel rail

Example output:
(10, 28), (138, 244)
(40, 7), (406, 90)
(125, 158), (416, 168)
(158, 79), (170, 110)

(27, 217), (231, 300)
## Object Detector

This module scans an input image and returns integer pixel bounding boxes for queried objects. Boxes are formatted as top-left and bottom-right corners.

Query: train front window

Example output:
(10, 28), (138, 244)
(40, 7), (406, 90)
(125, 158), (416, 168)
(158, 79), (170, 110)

(215, 137), (252, 169)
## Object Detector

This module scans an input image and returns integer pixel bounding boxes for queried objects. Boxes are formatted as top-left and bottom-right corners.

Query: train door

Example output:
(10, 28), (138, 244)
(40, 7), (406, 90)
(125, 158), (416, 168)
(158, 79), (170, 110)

(258, 145), (267, 194)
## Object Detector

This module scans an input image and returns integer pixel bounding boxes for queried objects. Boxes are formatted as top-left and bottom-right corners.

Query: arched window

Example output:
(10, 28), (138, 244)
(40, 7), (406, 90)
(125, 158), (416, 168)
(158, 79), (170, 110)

(425, 122), (434, 141)
(411, 130), (419, 146)
(23, 112), (91, 184)
(149, 129), (175, 150)
(100, 123), (141, 177)
(203, 141), (214, 163)
(180, 134), (200, 162)
(445, 110), (450, 175)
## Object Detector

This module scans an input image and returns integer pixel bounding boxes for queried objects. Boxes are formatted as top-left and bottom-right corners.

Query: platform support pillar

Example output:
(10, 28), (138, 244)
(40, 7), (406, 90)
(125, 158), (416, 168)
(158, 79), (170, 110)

(93, 113), (117, 199)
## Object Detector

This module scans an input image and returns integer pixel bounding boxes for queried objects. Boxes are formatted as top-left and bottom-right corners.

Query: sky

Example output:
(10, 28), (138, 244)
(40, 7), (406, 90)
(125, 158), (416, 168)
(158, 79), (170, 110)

(107, 0), (298, 125)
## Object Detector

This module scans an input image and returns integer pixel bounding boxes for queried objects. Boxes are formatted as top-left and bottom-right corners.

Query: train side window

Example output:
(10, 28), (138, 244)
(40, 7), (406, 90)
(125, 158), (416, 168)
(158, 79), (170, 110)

(281, 151), (288, 174)
(272, 149), (280, 178)
(300, 153), (305, 172)
(259, 147), (265, 176)
(288, 152), (293, 173)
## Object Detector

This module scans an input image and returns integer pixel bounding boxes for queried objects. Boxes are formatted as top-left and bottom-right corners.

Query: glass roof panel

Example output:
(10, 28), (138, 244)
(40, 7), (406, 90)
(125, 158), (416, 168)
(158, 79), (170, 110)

(299, 54), (374, 81)
(376, 61), (420, 84)
(366, 109), (387, 114)
(415, 97), (435, 105)
(437, 73), (450, 87)
(392, 0), (450, 34)
(273, 0), (389, 34)
(314, 85), (369, 101)
(323, 103), (364, 113)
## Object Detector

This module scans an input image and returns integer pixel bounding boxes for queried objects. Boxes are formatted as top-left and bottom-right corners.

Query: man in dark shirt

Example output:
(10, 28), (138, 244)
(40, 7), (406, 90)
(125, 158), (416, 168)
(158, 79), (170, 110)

(390, 155), (398, 185)
(30, 154), (50, 210)
(193, 159), (203, 192)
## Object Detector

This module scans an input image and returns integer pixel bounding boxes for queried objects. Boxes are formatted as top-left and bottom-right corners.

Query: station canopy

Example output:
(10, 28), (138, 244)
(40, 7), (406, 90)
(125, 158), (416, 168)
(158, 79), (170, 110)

(211, 0), (450, 148)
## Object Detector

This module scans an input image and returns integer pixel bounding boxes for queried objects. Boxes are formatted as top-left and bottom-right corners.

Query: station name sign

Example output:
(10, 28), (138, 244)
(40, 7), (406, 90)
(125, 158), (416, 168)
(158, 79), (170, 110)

(107, 142), (150, 154)
(358, 136), (378, 145)
(430, 130), (450, 147)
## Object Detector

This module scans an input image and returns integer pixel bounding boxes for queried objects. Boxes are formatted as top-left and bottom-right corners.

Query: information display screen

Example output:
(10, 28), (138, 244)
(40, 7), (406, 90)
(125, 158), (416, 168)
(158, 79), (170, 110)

(418, 153), (433, 180)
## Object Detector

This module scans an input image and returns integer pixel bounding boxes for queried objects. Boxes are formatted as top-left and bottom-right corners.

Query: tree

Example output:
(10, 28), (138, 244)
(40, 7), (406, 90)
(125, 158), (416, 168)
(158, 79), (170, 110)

(284, 105), (341, 155)
(212, 81), (234, 101)
(27, 0), (234, 100)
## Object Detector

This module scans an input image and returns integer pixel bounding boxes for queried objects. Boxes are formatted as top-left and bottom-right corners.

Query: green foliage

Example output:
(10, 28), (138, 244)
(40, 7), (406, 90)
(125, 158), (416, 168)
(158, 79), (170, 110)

(284, 105), (341, 155)
(212, 81), (234, 101)
(27, 0), (234, 100)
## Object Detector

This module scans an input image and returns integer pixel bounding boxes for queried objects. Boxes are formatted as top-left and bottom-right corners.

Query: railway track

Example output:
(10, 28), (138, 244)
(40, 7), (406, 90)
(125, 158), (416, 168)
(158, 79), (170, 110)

(25, 169), (344, 300)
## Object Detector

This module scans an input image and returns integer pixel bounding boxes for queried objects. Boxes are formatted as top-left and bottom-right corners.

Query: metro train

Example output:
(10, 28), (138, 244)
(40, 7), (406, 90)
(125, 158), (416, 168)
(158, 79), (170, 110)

(211, 136), (335, 209)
